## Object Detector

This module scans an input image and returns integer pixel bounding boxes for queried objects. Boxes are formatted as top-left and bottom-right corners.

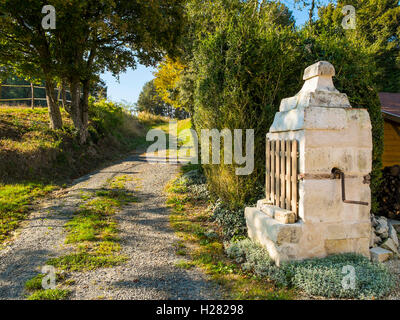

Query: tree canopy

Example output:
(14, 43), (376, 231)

(317, 0), (400, 92)
(137, 80), (170, 116)
(149, 0), (392, 213)
(0, 0), (185, 141)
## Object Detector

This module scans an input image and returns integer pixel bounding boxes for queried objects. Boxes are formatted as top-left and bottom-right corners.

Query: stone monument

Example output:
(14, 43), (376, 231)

(245, 61), (372, 265)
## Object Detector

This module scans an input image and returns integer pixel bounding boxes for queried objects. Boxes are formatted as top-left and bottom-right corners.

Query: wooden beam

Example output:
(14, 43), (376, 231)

(280, 140), (285, 208)
(275, 140), (280, 207)
(266, 139), (271, 202)
(30, 83), (34, 109)
(286, 140), (291, 210)
(291, 140), (298, 217)
(271, 140), (275, 205)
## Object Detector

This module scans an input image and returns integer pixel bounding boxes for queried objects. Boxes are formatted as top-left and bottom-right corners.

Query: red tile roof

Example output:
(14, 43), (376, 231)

(379, 92), (400, 119)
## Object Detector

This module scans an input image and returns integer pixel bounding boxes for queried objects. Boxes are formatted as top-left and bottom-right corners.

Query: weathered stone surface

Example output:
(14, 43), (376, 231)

(246, 61), (372, 264)
(371, 215), (378, 228)
(303, 61), (335, 80)
(325, 238), (370, 257)
(376, 217), (389, 237)
(389, 223), (399, 247)
(305, 126), (372, 149)
(346, 109), (372, 130)
(370, 247), (393, 263)
(372, 232), (382, 247)
(389, 219), (400, 233)
(276, 61), (351, 113)
(256, 201), (296, 224)
(274, 209), (296, 224)
(245, 207), (302, 246)
(256, 199), (274, 218)
(381, 238), (398, 254)
(270, 107), (347, 132)
(325, 222), (371, 239)
(370, 230), (374, 248)
(301, 178), (370, 223)
(370, 229), (379, 248)
(303, 147), (372, 175)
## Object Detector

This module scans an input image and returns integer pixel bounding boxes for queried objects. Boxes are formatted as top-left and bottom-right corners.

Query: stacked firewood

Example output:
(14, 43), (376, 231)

(379, 165), (400, 219)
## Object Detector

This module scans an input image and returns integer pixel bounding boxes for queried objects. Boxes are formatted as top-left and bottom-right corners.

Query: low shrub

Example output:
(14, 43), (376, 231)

(211, 200), (247, 240)
(187, 184), (209, 200)
(176, 169), (207, 186)
(137, 111), (170, 127)
(174, 168), (246, 239)
(173, 169), (209, 200)
(286, 254), (395, 299)
(225, 239), (396, 299)
(88, 98), (144, 143)
(225, 239), (289, 287)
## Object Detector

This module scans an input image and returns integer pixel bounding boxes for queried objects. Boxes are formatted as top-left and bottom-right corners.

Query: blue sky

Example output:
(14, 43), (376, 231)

(101, 0), (330, 104)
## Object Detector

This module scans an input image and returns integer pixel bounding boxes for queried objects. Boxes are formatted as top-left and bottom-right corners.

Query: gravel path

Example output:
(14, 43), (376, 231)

(0, 151), (221, 300)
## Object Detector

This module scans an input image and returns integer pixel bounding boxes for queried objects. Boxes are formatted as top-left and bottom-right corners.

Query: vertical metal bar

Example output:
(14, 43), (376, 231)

(339, 171), (369, 206)
(291, 140), (298, 218)
(341, 172), (346, 202)
(286, 140), (291, 210)
(266, 139), (271, 202)
(280, 140), (285, 208)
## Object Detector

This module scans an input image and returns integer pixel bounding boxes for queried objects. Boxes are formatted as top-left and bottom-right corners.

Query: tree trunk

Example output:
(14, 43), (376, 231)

(69, 80), (83, 129)
(69, 79), (89, 144)
(45, 79), (63, 129)
(309, 0), (315, 24)
(80, 79), (90, 144)
(56, 83), (61, 107)
(62, 80), (67, 110)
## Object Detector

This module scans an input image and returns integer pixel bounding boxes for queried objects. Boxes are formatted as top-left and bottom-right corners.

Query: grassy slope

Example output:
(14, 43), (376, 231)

(0, 106), (167, 247)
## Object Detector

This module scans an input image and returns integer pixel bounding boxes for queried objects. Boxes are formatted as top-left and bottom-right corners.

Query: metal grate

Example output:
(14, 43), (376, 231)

(266, 139), (299, 219)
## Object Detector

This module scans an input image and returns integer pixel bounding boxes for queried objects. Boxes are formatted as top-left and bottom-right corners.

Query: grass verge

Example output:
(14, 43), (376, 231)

(166, 165), (296, 300)
(0, 183), (56, 245)
(25, 175), (137, 299)
(47, 175), (135, 271)
(25, 272), (72, 300)
(27, 289), (71, 300)
(167, 165), (396, 300)
(0, 105), (162, 247)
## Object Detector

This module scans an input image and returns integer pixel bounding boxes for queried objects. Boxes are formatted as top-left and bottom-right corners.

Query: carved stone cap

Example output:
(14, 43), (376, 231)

(303, 61), (335, 80)
(277, 61), (351, 112)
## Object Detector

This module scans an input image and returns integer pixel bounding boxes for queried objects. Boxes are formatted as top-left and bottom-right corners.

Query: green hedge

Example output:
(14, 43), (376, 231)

(192, 3), (302, 208)
(189, 0), (383, 213)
